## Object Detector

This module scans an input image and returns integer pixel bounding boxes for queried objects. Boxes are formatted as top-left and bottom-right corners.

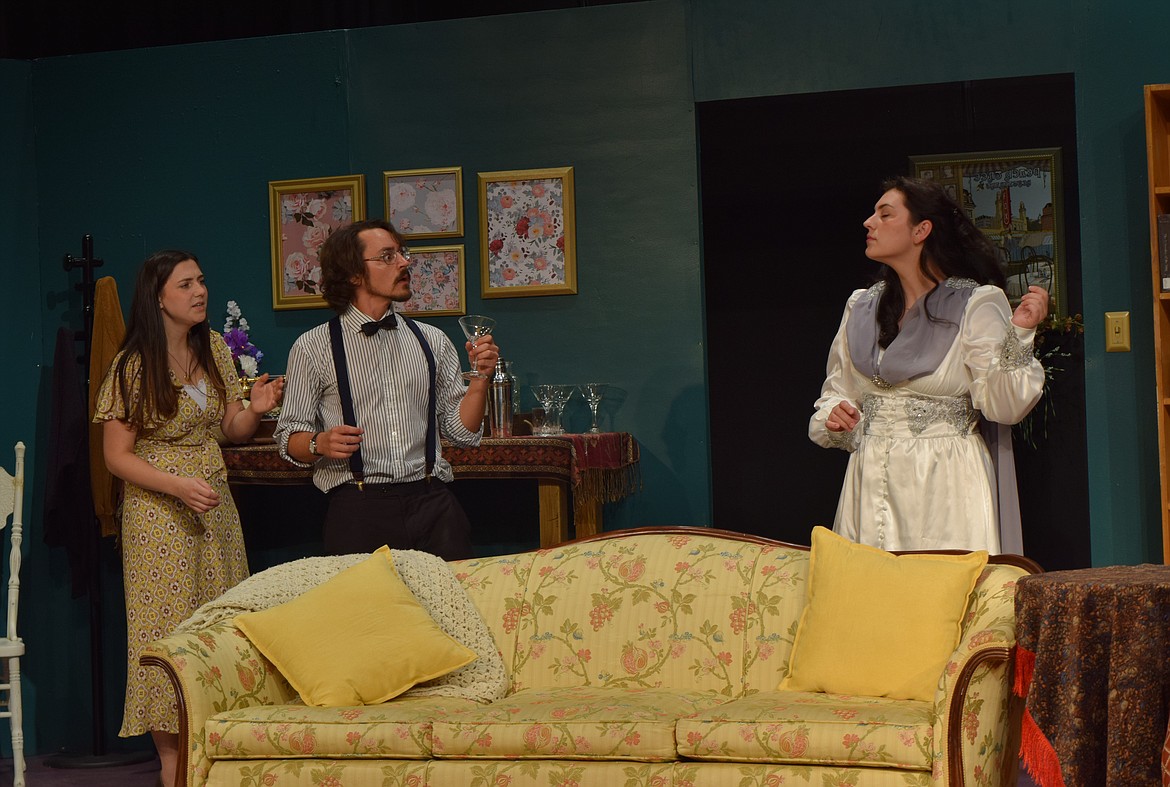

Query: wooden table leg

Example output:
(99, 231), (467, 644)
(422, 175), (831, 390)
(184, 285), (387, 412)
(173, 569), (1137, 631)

(574, 500), (602, 540)
(537, 479), (569, 548)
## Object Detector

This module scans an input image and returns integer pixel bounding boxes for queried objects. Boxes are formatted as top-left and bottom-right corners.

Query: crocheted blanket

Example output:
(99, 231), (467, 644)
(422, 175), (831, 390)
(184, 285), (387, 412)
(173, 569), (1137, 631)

(175, 550), (509, 704)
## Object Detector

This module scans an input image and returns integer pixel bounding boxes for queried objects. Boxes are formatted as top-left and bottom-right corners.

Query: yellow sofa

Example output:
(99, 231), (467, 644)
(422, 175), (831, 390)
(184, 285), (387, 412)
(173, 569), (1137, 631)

(142, 526), (1037, 787)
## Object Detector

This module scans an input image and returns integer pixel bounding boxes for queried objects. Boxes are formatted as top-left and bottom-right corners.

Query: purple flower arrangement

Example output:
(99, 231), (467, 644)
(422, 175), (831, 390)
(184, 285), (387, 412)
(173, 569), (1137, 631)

(223, 300), (263, 377)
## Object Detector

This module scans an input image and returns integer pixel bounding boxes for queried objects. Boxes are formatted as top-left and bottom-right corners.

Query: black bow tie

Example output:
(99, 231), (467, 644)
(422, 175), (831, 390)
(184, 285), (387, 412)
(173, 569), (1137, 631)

(360, 314), (398, 335)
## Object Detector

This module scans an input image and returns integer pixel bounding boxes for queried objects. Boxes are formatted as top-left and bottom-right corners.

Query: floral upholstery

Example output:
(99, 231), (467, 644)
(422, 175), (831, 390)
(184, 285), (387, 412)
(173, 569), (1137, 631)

(428, 759), (675, 785)
(142, 622), (298, 787)
(144, 529), (1030, 787)
(204, 695), (479, 759)
(508, 534), (766, 696)
(676, 691), (934, 769)
(449, 549), (538, 675)
(197, 758), (429, 786)
(433, 686), (726, 760)
(929, 563), (1026, 785)
(739, 544), (812, 694)
(430, 757), (673, 781)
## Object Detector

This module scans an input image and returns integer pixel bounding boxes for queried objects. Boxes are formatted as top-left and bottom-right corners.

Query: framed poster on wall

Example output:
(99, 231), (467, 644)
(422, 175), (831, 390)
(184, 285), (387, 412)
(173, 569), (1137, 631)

(911, 148), (1065, 318)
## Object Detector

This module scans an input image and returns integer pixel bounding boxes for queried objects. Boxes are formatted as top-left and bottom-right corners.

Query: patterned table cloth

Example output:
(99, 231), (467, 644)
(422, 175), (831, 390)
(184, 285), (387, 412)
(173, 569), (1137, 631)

(222, 432), (641, 514)
(1014, 565), (1170, 787)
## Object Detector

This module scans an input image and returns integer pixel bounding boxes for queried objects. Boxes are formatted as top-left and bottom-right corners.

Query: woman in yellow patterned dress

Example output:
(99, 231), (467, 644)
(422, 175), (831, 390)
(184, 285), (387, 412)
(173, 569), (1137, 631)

(94, 250), (283, 787)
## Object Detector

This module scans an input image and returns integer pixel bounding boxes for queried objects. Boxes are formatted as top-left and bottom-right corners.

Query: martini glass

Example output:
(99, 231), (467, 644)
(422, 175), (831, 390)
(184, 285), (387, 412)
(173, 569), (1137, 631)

(579, 383), (607, 433)
(548, 384), (576, 435)
(458, 314), (496, 380)
(532, 384), (558, 435)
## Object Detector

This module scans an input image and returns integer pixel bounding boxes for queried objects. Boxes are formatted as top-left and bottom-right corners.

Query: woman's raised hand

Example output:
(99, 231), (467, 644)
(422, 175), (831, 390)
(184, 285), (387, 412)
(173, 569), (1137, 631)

(248, 374), (285, 413)
(1011, 285), (1050, 330)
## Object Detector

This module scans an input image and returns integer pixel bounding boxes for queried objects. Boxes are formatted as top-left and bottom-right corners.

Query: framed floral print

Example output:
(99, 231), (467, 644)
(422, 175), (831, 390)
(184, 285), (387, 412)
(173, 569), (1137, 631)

(398, 244), (466, 317)
(268, 174), (366, 311)
(911, 148), (1066, 318)
(383, 167), (464, 239)
(478, 166), (577, 298)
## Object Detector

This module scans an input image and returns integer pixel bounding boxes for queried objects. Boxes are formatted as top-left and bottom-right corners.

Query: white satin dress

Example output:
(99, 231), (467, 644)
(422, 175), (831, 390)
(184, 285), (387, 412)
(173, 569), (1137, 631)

(809, 279), (1045, 553)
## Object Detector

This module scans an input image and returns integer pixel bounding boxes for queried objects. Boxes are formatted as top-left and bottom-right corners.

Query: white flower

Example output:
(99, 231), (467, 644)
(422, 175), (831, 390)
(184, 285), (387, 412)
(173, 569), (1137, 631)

(238, 355), (258, 377)
(388, 182), (417, 213)
(425, 189), (458, 230)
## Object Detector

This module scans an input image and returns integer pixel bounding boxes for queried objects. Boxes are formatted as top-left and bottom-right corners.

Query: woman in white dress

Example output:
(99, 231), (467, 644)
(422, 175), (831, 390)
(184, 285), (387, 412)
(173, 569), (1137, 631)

(809, 176), (1049, 554)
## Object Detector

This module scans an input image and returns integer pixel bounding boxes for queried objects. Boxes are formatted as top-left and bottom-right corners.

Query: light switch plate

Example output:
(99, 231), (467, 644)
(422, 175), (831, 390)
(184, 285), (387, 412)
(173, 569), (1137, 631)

(1105, 311), (1131, 352)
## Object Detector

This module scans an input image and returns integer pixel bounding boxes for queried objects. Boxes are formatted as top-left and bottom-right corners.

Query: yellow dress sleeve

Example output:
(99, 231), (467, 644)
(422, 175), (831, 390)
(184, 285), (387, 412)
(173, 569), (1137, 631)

(92, 350), (141, 424)
(211, 331), (245, 403)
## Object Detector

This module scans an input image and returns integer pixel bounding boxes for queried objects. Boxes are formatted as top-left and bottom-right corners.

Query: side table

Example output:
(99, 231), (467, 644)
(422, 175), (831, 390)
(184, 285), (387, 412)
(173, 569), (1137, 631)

(1014, 565), (1170, 787)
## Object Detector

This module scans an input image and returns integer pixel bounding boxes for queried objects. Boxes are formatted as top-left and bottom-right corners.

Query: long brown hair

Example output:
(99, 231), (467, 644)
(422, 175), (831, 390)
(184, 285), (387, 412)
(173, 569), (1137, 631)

(112, 250), (226, 429)
(876, 176), (1007, 348)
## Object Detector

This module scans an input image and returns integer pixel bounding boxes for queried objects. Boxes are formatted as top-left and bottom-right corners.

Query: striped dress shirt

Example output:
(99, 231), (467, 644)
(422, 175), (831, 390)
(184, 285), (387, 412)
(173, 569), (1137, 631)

(274, 305), (481, 492)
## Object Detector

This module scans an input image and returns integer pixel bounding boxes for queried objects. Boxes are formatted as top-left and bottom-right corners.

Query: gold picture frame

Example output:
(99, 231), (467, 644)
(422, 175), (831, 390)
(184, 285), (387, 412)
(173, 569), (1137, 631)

(478, 166), (577, 299)
(910, 148), (1065, 318)
(398, 244), (466, 317)
(268, 174), (366, 311)
(383, 166), (463, 239)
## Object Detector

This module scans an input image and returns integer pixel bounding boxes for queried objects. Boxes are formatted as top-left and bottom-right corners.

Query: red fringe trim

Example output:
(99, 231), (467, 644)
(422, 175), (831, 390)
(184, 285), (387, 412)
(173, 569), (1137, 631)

(1020, 707), (1067, 787)
(1014, 645), (1036, 698)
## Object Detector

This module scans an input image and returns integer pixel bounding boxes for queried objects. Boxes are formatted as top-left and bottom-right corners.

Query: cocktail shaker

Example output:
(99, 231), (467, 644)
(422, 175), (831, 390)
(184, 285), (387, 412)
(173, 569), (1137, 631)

(488, 358), (514, 437)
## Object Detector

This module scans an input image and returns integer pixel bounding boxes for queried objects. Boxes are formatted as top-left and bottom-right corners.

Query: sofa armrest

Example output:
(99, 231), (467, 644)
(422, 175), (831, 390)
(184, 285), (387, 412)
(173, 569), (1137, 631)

(140, 621), (298, 787)
(932, 561), (1031, 787)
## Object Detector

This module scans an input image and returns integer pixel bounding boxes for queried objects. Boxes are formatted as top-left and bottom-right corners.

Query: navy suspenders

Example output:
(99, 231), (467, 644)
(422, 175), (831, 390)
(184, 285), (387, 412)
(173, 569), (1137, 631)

(326, 314), (437, 489)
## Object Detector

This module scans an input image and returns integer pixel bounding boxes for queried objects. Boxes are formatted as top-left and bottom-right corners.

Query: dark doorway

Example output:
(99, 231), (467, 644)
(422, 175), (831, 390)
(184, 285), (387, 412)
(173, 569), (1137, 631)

(698, 73), (1090, 571)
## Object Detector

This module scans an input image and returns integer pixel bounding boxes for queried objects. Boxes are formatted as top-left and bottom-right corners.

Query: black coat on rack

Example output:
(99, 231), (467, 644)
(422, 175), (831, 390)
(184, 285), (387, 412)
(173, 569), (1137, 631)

(49, 236), (153, 766)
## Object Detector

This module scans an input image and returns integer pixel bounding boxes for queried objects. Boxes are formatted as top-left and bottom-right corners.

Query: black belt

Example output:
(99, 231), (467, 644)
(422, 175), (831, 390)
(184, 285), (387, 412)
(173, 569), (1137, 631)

(333, 479), (431, 496)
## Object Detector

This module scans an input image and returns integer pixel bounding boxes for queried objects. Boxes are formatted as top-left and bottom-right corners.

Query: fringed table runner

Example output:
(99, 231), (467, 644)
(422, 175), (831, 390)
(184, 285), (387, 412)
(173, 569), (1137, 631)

(221, 439), (313, 484)
(223, 434), (642, 518)
(1014, 565), (1170, 787)
(442, 432), (642, 517)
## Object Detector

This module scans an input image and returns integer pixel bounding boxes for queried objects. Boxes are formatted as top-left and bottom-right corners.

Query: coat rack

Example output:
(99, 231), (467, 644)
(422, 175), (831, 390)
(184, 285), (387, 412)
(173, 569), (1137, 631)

(47, 236), (152, 769)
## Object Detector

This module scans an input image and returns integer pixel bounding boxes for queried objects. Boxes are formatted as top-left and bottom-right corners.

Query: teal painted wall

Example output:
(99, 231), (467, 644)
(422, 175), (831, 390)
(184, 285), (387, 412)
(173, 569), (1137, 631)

(689, 0), (1164, 567)
(3, 0), (1166, 757)
(0, 57), (39, 757)
(19, 1), (705, 755)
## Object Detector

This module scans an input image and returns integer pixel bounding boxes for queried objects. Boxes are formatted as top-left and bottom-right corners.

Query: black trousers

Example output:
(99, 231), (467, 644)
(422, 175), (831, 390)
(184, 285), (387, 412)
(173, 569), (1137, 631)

(323, 480), (473, 561)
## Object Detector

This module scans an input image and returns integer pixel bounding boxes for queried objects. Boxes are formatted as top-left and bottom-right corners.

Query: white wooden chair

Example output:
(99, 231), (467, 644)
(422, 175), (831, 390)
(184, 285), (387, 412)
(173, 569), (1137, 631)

(0, 442), (25, 787)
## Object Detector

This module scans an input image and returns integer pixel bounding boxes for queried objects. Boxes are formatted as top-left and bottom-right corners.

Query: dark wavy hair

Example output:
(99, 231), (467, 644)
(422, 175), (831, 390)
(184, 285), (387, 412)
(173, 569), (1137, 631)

(876, 176), (1007, 347)
(319, 219), (405, 313)
(111, 249), (226, 429)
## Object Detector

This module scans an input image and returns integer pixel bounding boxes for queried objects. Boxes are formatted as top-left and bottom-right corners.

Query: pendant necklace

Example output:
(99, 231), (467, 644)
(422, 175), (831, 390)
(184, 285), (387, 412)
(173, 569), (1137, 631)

(169, 348), (195, 384)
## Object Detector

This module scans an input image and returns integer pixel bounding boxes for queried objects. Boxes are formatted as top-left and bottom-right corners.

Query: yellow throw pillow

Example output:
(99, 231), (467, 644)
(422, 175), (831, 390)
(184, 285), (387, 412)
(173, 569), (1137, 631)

(780, 526), (988, 702)
(235, 546), (476, 706)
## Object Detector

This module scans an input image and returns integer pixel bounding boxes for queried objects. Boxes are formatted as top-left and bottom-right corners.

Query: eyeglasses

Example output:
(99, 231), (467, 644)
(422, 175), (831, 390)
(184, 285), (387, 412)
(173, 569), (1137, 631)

(364, 247), (411, 265)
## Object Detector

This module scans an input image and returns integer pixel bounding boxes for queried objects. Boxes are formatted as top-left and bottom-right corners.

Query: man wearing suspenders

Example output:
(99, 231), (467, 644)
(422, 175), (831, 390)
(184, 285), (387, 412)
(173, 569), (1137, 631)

(274, 219), (499, 559)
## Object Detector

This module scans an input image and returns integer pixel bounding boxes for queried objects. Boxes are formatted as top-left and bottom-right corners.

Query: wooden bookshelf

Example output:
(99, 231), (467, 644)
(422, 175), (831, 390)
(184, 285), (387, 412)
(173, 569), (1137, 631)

(1144, 84), (1170, 562)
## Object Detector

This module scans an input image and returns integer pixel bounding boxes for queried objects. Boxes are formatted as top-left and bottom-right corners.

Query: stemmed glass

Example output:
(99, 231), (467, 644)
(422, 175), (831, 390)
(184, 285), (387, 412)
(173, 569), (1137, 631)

(458, 314), (496, 380)
(532, 385), (557, 436)
(548, 385), (576, 435)
(579, 383), (607, 434)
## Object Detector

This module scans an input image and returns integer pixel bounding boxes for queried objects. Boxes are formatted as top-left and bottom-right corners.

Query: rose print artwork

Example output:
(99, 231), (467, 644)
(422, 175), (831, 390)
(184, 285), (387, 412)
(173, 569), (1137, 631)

(398, 245), (466, 317)
(269, 175), (366, 311)
(383, 167), (463, 239)
(280, 190), (352, 297)
(478, 167), (577, 299)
